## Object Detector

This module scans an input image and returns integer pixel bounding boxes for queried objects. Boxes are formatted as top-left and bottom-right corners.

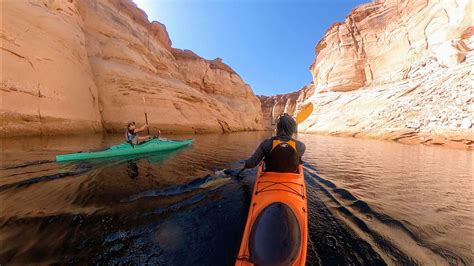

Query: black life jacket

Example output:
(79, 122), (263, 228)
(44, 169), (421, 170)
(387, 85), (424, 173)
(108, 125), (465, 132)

(126, 129), (136, 141)
(264, 138), (300, 173)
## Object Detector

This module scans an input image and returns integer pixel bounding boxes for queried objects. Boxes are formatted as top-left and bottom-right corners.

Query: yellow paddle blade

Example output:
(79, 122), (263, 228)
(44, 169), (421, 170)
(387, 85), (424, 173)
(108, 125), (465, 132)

(295, 103), (313, 124)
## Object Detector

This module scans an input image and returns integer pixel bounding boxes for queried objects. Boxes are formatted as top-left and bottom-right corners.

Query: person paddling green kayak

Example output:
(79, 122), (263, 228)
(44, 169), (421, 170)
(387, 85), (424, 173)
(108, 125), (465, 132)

(55, 103), (193, 162)
(126, 122), (160, 145)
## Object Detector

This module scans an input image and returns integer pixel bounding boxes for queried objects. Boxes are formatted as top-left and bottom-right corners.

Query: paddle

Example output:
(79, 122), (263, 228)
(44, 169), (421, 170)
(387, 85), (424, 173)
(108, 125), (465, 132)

(234, 168), (245, 178)
(142, 96), (151, 136)
(226, 166), (249, 180)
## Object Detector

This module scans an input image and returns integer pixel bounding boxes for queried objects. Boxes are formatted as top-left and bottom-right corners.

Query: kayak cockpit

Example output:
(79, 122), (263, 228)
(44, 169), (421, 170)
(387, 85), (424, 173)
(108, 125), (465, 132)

(248, 202), (301, 266)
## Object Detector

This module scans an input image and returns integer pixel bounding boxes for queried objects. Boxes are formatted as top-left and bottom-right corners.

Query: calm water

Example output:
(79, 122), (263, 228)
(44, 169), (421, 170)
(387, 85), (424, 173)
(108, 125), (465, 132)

(0, 132), (472, 265)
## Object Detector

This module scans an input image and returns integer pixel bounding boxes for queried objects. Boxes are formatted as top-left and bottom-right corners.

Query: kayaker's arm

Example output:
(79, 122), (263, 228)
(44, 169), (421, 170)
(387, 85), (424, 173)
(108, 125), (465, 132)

(134, 124), (148, 133)
(244, 139), (271, 169)
(297, 141), (306, 163)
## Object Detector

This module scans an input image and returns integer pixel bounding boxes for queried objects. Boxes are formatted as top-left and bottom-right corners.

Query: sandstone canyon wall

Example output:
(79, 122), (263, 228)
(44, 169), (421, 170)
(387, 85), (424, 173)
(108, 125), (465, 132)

(1, 0), (103, 136)
(258, 84), (314, 129)
(263, 0), (473, 149)
(1, 0), (262, 136)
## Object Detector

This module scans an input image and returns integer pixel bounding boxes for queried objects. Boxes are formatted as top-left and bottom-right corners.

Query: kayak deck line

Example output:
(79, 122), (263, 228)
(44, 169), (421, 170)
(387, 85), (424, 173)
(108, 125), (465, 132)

(55, 138), (193, 162)
(254, 180), (306, 199)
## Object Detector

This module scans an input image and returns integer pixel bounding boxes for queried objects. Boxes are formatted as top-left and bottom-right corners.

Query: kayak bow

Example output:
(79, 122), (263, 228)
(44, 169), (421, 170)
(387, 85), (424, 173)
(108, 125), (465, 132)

(236, 164), (307, 266)
(56, 138), (193, 162)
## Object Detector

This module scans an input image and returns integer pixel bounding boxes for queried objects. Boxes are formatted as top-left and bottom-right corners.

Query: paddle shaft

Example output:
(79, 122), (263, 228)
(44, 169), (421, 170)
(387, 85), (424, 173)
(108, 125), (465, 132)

(234, 168), (246, 178)
(144, 112), (150, 135)
(142, 97), (151, 135)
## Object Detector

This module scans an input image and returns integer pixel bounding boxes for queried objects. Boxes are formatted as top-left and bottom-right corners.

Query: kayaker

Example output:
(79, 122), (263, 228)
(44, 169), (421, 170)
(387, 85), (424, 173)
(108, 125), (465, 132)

(126, 122), (152, 145)
(236, 113), (308, 265)
(243, 113), (305, 173)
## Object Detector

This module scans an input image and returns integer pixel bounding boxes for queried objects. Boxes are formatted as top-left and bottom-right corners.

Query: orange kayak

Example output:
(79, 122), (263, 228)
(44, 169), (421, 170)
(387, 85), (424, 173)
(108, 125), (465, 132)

(235, 164), (308, 266)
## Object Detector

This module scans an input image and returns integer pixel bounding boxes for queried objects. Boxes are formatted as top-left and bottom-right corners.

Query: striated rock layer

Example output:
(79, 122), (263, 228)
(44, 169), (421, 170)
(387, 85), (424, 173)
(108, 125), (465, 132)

(258, 84), (314, 129)
(267, 0), (473, 149)
(1, 0), (103, 136)
(1, 0), (262, 136)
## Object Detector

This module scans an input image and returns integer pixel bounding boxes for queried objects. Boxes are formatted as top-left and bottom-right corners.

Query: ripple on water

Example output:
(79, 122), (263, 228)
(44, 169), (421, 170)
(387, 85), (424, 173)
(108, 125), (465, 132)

(0, 132), (472, 265)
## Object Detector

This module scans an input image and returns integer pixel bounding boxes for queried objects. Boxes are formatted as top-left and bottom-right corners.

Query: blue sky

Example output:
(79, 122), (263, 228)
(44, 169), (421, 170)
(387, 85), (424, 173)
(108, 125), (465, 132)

(133, 0), (369, 96)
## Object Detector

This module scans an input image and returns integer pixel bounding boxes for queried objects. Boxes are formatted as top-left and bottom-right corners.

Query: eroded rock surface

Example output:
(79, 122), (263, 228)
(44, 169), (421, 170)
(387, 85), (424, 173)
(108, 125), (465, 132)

(266, 0), (473, 149)
(1, 0), (262, 136)
(1, 0), (103, 136)
(258, 84), (314, 129)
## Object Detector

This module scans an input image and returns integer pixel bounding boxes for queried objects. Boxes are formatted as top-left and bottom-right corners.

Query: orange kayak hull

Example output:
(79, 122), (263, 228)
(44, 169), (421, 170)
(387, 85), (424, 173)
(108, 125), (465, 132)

(235, 165), (308, 266)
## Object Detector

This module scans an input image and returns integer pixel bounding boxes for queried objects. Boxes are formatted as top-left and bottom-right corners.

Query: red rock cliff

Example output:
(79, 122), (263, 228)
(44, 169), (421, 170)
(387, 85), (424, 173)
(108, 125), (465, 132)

(264, 0), (473, 149)
(1, 0), (263, 136)
(258, 84), (314, 129)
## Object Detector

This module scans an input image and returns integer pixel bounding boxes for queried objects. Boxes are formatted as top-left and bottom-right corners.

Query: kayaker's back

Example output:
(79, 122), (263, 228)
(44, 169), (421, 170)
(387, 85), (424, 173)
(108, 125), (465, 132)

(263, 137), (302, 173)
(243, 136), (306, 173)
(244, 136), (305, 173)
(243, 113), (306, 173)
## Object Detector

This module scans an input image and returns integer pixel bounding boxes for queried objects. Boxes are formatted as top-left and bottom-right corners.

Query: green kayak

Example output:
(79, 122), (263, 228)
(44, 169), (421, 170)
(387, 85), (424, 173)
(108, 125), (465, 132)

(56, 138), (193, 162)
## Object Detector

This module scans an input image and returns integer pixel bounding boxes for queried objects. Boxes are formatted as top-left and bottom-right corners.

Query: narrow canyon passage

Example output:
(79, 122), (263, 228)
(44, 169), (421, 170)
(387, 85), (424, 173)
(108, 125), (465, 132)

(2, 0), (472, 265)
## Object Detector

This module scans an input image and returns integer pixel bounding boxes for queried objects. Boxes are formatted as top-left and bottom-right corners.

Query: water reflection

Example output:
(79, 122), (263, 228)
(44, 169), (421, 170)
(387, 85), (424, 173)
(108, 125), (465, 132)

(0, 132), (472, 265)
(127, 161), (139, 179)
